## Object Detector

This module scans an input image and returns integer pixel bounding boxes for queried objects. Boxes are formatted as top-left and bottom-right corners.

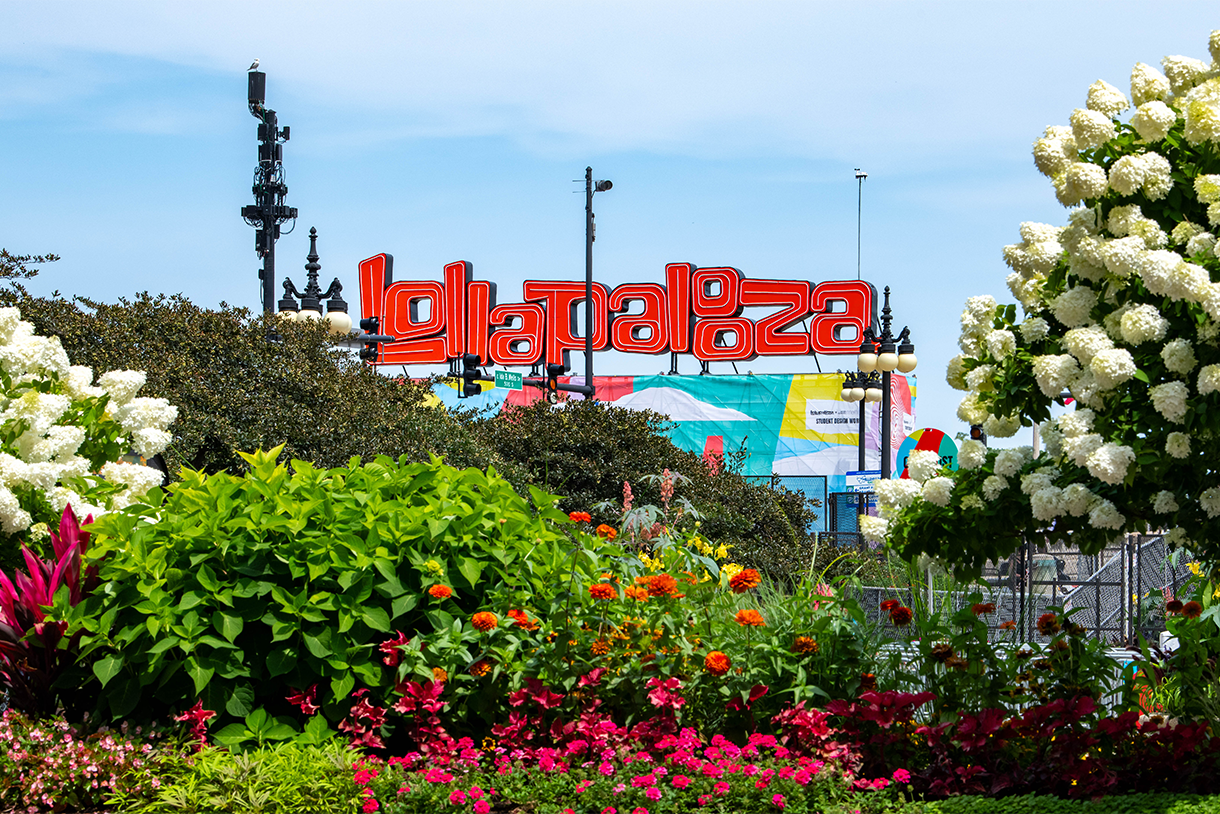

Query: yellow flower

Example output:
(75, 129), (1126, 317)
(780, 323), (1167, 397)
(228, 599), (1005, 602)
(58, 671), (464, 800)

(714, 544), (731, 559)
(1188, 562), (1201, 576)
(425, 559), (443, 574)
(722, 563), (743, 580)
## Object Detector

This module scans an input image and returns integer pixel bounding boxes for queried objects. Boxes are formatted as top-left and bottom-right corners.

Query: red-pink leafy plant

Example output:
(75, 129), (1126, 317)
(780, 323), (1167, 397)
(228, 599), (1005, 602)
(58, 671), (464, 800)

(0, 506), (97, 716)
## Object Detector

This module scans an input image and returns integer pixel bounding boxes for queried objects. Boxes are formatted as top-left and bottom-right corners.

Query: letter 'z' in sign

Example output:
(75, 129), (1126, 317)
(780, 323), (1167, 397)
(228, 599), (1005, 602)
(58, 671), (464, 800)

(357, 254), (876, 367)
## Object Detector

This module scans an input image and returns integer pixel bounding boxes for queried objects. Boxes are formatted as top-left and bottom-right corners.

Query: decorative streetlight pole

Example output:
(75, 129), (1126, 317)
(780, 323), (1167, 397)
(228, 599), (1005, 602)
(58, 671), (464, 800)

(241, 68), (298, 317)
(276, 227), (351, 334)
(582, 167), (612, 399)
(840, 286), (917, 480)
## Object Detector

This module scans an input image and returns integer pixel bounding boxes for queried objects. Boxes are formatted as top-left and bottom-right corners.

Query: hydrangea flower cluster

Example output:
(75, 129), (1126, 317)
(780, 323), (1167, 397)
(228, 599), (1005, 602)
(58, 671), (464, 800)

(877, 30), (1220, 573)
(0, 307), (175, 535)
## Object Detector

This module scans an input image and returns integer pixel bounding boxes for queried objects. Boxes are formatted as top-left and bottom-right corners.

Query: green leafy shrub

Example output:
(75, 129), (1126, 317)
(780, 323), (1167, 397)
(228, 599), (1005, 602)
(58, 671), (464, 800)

(116, 741), (362, 814)
(64, 447), (602, 732)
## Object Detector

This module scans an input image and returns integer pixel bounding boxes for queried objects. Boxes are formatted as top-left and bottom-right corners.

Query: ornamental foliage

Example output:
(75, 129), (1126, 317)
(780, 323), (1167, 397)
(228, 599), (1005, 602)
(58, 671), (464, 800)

(870, 30), (1220, 574)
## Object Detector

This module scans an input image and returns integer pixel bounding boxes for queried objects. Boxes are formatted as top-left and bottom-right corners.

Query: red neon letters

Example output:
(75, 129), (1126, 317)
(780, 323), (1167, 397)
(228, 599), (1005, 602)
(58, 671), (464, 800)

(358, 255), (874, 367)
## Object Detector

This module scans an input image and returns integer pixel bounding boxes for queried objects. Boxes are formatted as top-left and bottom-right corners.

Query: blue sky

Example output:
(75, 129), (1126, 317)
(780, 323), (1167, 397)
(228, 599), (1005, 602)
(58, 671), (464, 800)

(1, 2), (1216, 443)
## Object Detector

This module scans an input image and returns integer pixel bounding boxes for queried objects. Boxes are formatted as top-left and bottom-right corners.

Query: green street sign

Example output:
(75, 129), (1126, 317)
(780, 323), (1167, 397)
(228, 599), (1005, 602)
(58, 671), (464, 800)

(494, 370), (523, 390)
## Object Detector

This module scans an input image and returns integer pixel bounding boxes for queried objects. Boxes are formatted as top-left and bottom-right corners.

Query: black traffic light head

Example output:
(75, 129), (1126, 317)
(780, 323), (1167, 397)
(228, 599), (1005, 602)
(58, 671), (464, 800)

(358, 316), (381, 363)
(461, 354), (482, 399)
(359, 316), (379, 334)
(969, 424), (987, 445)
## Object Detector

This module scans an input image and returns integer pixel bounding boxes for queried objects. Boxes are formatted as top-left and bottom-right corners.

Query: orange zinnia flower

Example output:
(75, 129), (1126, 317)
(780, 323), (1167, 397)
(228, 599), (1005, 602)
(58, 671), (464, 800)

(704, 650), (731, 676)
(428, 584), (453, 599)
(624, 586), (650, 602)
(859, 673), (877, 693)
(647, 574), (679, 598)
(506, 609), (539, 630)
(432, 667), (449, 682)
(1036, 613), (1060, 636)
(569, 511), (592, 523)
(729, 568), (762, 594)
(596, 524), (618, 540)
(472, 612), (499, 632)
(735, 608), (765, 627)
(469, 658), (494, 677)
(589, 583), (616, 600)
(888, 606), (913, 626)
(793, 636), (818, 654)
(1000, 620), (1017, 631)
(1183, 601), (1203, 619)
(971, 602), (996, 616)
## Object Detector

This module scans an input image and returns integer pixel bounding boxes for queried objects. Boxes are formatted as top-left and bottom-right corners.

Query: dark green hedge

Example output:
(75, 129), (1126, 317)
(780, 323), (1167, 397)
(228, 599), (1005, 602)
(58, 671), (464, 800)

(884, 792), (1220, 814)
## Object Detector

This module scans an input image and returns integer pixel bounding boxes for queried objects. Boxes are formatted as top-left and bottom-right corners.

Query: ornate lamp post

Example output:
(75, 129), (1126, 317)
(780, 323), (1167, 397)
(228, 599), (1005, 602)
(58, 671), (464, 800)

(840, 286), (917, 480)
(277, 227), (351, 334)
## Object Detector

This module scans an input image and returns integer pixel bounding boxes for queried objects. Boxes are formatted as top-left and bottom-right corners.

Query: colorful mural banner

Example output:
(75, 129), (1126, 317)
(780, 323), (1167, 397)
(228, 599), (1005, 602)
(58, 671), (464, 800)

(431, 373), (915, 495)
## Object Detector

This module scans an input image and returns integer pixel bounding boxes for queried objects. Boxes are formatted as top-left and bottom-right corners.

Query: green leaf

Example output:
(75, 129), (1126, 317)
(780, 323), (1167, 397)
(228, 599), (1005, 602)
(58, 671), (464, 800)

(304, 631), (333, 659)
(214, 611), (244, 642)
(108, 676), (143, 719)
(225, 683), (256, 717)
(391, 594), (418, 620)
(197, 564), (220, 592)
(266, 648), (297, 677)
(458, 556), (483, 588)
(186, 659), (215, 694)
(213, 723), (250, 747)
(362, 606), (391, 632)
(331, 673), (355, 700)
(93, 654), (124, 688)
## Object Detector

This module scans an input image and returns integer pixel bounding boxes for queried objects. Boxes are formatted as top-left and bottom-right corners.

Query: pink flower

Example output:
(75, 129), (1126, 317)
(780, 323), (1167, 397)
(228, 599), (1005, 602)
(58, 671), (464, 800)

(672, 775), (692, 789)
(872, 778), (889, 790)
(792, 769), (811, 786)
(361, 797), (379, 813)
(698, 795), (712, 807)
(632, 808), (649, 814)
(473, 802), (491, 814)
(646, 787), (662, 801)
(449, 789), (467, 805)
(469, 786), (484, 799)
(631, 774), (657, 788)
(714, 781), (730, 796)
(600, 762), (616, 776)
(892, 768), (911, 783)
(772, 793), (786, 809)
(602, 808), (617, 814)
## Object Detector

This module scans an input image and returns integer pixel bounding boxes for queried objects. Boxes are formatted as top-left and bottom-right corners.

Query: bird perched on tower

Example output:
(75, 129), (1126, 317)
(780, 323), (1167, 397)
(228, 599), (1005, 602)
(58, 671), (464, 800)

(248, 58), (260, 71)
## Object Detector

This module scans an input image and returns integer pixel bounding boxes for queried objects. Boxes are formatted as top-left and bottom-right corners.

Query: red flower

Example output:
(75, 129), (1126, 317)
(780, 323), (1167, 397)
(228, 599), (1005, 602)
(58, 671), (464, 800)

(569, 511), (592, 523)
(888, 606), (913, 626)
(1037, 613), (1060, 636)
(428, 584), (452, 599)
(589, 583), (616, 600)
(379, 631), (411, 666)
(287, 684), (320, 715)
(704, 651), (731, 676)
(1183, 601), (1203, 619)
(879, 599), (899, 612)
(971, 602), (996, 616)
(1000, 620), (1017, 631)
(729, 568), (762, 594)
(174, 700), (216, 750)
(735, 608), (766, 627)
(472, 612), (499, 632)
(1166, 599), (1184, 614)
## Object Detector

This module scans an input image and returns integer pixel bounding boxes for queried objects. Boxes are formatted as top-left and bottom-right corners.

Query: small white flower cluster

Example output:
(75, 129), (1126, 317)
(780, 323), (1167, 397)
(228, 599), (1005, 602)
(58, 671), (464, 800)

(0, 308), (177, 533)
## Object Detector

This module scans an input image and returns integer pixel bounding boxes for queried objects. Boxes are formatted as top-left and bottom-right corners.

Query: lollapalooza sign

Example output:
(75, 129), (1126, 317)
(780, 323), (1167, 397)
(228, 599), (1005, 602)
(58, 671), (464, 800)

(357, 253), (876, 367)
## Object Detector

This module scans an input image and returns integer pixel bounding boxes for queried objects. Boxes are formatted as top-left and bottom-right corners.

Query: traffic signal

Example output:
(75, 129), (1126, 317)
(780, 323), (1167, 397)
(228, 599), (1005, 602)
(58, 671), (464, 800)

(969, 424), (987, 446)
(358, 316), (380, 363)
(461, 353), (482, 399)
(545, 363), (566, 404)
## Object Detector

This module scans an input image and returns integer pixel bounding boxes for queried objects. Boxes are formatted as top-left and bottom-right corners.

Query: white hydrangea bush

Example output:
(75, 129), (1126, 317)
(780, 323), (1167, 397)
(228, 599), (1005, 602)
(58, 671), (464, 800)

(0, 307), (176, 536)
(878, 30), (1220, 575)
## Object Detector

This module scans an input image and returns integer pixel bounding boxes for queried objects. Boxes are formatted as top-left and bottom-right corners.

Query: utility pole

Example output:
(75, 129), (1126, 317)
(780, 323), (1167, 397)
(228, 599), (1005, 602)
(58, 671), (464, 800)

(241, 68), (298, 317)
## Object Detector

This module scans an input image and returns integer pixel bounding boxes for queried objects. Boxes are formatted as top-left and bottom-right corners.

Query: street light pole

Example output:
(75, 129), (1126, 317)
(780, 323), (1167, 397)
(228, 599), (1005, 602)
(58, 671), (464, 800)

(583, 167), (611, 400)
(842, 286), (916, 480)
(241, 69), (298, 319)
